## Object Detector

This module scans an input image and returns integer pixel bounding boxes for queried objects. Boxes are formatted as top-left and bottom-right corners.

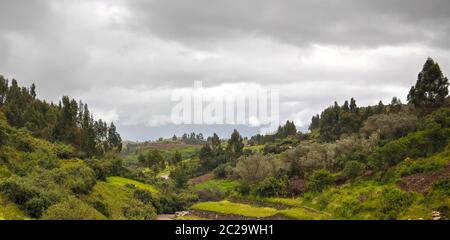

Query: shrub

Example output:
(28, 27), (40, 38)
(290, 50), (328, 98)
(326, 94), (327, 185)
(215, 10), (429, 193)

(58, 164), (96, 194)
(287, 177), (307, 196)
(236, 183), (252, 195)
(263, 144), (284, 154)
(335, 200), (359, 219)
(342, 161), (365, 180)
(0, 176), (38, 205)
(86, 156), (126, 181)
(419, 107), (450, 130)
(432, 179), (450, 195)
(133, 189), (155, 205)
(307, 170), (335, 192)
(90, 200), (109, 218)
(213, 163), (233, 179)
(169, 164), (189, 188)
(23, 195), (53, 218)
(253, 177), (287, 197)
(377, 188), (413, 220)
(122, 199), (157, 220)
(156, 192), (198, 214)
(397, 158), (443, 177)
(41, 197), (105, 220)
(360, 112), (417, 140)
(235, 154), (277, 183)
(368, 110), (450, 170)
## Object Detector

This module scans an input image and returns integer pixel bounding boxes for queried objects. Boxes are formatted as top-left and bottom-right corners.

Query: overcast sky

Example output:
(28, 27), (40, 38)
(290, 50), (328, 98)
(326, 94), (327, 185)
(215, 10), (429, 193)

(1, 0), (450, 140)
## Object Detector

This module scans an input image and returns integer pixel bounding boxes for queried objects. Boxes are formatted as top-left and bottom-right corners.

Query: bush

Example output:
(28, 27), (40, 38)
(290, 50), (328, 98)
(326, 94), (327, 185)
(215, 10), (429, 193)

(377, 188), (412, 220)
(213, 163), (233, 179)
(236, 183), (252, 195)
(86, 156), (125, 181)
(122, 199), (157, 220)
(342, 161), (365, 180)
(0, 176), (38, 205)
(56, 164), (96, 194)
(368, 110), (450, 170)
(41, 197), (105, 220)
(90, 200), (109, 218)
(253, 177), (287, 197)
(235, 154), (277, 183)
(397, 157), (443, 177)
(169, 164), (189, 188)
(263, 144), (284, 154)
(287, 177), (307, 196)
(432, 179), (450, 195)
(154, 192), (198, 214)
(23, 195), (53, 218)
(133, 189), (155, 204)
(307, 170), (335, 192)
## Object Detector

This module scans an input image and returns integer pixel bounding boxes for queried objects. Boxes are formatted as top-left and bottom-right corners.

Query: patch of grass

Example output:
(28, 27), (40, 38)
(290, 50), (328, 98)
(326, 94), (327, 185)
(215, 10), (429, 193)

(156, 165), (171, 178)
(244, 145), (264, 153)
(260, 197), (305, 208)
(82, 181), (134, 219)
(0, 195), (29, 220)
(191, 200), (279, 218)
(280, 208), (328, 220)
(191, 199), (330, 220)
(106, 176), (159, 194)
(193, 179), (239, 194)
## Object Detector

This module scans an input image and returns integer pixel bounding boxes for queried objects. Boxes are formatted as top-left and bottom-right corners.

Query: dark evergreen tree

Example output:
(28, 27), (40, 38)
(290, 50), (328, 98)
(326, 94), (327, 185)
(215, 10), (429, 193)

(226, 129), (244, 159)
(309, 114), (320, 131)
(390, 97), (402, 113)
(30, 83), (36, 99)
(350, 98), (357, 113)
(107, 122), (122, 152)
(407, 57), (449, 114)
(342, 100), (350, 112)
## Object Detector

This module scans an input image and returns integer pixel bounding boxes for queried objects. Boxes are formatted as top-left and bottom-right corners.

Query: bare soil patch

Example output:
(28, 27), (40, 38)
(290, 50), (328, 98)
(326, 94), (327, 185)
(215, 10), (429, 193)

(397, 165), (450, 194)
(189, 173), (214, 186)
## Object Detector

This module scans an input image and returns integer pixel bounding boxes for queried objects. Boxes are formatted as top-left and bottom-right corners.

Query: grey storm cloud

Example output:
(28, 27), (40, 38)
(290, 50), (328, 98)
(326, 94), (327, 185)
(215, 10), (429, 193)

(127, 0), (450, 49)
(0, 0), (450, 140)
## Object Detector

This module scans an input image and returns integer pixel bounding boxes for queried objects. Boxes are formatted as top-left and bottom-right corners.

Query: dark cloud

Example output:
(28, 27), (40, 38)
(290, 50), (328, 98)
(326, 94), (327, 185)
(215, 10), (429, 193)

(0, 0), (449, 140)
(127, 0), (450, 49)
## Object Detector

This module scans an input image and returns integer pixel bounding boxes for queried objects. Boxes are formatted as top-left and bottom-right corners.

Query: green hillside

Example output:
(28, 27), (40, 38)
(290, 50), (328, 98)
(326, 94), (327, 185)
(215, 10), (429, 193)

(1, 57), (449, 220)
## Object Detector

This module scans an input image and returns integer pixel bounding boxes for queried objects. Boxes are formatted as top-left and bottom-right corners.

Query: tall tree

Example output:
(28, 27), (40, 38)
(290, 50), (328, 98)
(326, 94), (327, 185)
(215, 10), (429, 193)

(226, 129), (244, 159)
(30, 83), (36, 99)
(408, 58), (449, 113)
(309, 114), (320, 131)
(107, 122), (122, 152)
(0, 76), (8, 105)
(350, 98), (357, 113)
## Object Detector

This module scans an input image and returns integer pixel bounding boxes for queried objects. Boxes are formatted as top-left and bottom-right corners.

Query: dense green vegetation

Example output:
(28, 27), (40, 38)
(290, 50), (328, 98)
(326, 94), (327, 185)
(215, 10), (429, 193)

(180, 58), (450, 220)
(1, 57), (449, 220)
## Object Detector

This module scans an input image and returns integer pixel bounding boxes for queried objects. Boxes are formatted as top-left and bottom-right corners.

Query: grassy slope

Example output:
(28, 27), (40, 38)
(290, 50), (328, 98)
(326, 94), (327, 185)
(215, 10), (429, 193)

(189, 146), (450, 220)
(191, 200), (279, 218)
(191, 200), (330, 219)
(0, 195), (28, 220)
(82, 181), (134, 220)
(193, 179), (240, 194)
(106, 176), (159, 194)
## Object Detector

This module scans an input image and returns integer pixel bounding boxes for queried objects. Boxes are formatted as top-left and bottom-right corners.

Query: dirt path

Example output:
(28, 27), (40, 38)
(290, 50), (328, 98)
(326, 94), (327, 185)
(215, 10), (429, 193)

(156, 214), (175, 220)
(397, 165), (450, 194)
